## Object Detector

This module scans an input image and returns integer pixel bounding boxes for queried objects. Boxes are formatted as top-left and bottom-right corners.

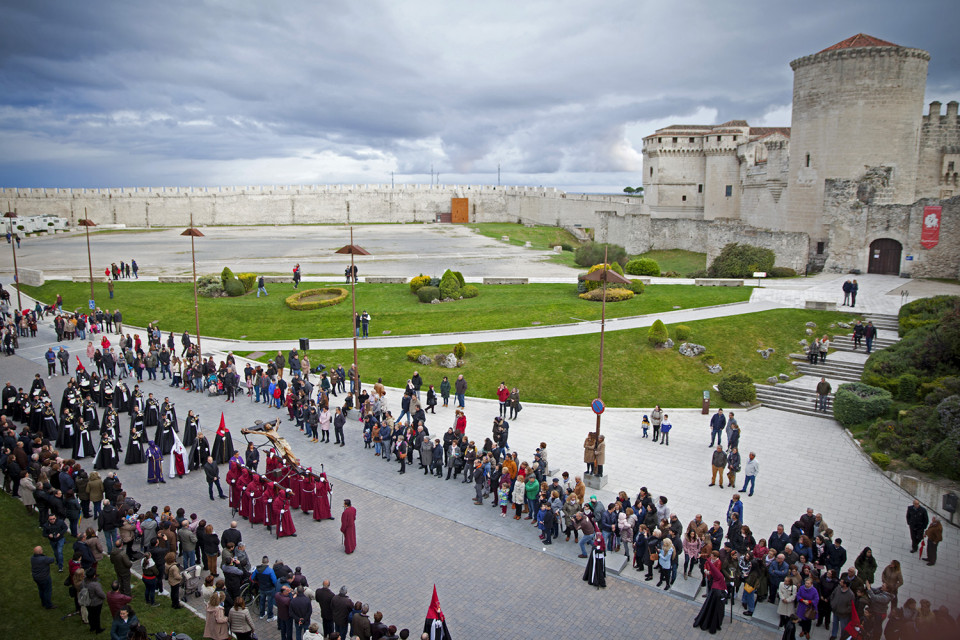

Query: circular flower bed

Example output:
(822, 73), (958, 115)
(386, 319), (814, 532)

(285, 288), (349, 310)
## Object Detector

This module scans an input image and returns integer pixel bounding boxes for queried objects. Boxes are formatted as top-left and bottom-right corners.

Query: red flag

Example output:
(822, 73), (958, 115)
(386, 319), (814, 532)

(423, 585), (452, 640)
(217, 413), (228, 437)
(844, 603), (862, 639)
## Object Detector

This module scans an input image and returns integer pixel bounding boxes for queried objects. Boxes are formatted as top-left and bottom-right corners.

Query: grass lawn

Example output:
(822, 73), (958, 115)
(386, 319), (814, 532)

(636, 249), (706, 275)
(19, 281), (753, 340)
(0, 494), (206, 639)
(245, 308), (858, 408)
(466, 223), (583, 267)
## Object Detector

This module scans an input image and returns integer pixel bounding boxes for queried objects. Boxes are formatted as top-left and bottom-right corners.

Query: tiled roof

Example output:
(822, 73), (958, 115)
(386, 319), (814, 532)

(820, 33), (899, 52)
(749, 127), (791, 139)
(718, 120), (749, 127)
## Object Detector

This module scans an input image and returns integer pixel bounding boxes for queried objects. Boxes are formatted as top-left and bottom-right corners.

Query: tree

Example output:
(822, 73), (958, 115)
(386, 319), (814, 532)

(623, 187), (635, 194)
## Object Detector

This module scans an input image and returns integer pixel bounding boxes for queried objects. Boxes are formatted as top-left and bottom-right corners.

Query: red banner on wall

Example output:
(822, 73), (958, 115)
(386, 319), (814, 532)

(921, 206), (941, 249)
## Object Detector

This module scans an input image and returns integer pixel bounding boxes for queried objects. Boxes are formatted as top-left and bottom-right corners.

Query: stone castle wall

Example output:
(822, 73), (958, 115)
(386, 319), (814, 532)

(0, 184), (642, 229)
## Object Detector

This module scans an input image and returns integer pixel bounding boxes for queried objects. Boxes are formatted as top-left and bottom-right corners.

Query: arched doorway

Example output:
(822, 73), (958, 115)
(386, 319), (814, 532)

(868, 238), (902, 275)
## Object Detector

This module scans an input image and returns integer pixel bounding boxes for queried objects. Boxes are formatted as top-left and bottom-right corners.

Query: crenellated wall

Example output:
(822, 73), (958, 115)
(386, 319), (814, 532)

(0, 184), (643, 229)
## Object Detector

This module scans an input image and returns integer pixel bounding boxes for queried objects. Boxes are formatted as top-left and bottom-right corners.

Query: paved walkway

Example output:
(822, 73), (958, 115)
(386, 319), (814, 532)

(6, 315), (959, 635)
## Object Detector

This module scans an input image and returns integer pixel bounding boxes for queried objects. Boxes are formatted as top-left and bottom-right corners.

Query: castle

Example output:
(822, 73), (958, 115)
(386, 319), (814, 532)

(3, 35), (958, 277)
(640, 34), (960, 276)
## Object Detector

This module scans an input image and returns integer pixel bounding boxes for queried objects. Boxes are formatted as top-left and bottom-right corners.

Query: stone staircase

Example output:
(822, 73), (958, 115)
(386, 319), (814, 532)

(754, 313), (900, 418)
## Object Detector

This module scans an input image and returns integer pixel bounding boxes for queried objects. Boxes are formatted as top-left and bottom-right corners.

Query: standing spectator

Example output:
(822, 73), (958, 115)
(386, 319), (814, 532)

(252, 556), (279, 620)
(816, 377), (832, 412)
(924, 516), (943, 566)
(315, 580), (335, 639)
(42, 513), (67, 571)
(709, 446), (727, 488)
(204, 591), (230, 640)
(740, 452), (759, 496)
(83, 567), (108, 634)
(360, 311), (370, 338)
(257, 275), (268, 298)
(454, 374), (467, 408)
(863, 321), (877, 353)
(275, 584), (294, 640)
(111, 541), (133, 596)
(841, 280), (852, 306)
(30, 546), (57, 609)
(906, 499), (929, 553)
(850, 279), (858, 307)
(204, 456), (227, 500)
(828, 578), (854, 640)
(290, 586), (313, 640)
(709, 407), (725, 447)
(650, 405), (663, 442)
(726, 448), (741, 489)
(331, 586), (354, 639)
(165, 552), (183, 609)
(228, 598), (257, 640)
(109, 607), (138, 640)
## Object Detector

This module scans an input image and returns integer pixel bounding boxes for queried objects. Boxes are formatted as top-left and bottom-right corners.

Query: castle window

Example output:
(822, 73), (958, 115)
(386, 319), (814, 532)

(698, 184), (703, 193)
(672, 137), (678, 143)
(657, 137), (662, 143)
(717, 136), (722, 142)
(650, 167), (653, 177)
(689, 137), (695, 143)
(725, 185), (732, 197)
(816, 242), (825, 255)
(682, 195), (687, 202)
(806, 153), (811, 168)
(733, 136), (738, 141)
(949, 161), (955, 172)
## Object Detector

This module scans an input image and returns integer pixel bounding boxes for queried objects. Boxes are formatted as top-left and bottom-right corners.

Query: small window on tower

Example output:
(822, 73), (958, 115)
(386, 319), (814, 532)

(657, 137), (662, 143)
(672, 137), (678, 143)
(816, 242), (825, 255)
(949, 161), (956, 172)
(698, 184), (703, 193)
(725, 185), (733, 197)
(717, 136), (722, 142)
(682, 195), (687, 202)
(733, 136), (738, 141)
(689, 137), (695, 143)
(806, 153), (811, 168)
(650, 167), (653, 177)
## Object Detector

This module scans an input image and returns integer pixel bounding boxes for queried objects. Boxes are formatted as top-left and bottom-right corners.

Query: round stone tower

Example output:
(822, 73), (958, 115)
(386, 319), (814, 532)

(786, 34), (930, 243)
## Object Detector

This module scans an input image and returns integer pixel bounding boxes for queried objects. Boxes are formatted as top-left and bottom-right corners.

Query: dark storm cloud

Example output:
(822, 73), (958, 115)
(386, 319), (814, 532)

(0, 0), (955, 189)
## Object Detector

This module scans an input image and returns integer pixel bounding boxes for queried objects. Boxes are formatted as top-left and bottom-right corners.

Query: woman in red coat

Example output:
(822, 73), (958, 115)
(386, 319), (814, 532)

(299, 471), (315, 514)
(313, 473), (334, 521)
(274, 490), (297, 538)
(340, 499), (357, 554)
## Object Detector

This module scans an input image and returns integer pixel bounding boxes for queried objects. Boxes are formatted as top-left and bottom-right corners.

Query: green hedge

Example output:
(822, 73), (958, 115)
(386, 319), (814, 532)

(583, 262), (625, 292)
(417, 286), (441, 303)
(284, 288), (349, 310)
(647, 319), (669, 346)
(898, 295), (960, 337)
(574, 242), (627, 268)
(833, 382), (893, 427)
(221, 267), (244, 297)
(627, 279), (646, 295)
(674, 325), (691, 341)
(707, 243), (775, 278)
(439, 269), (461, 299)
(578, 287), (635, 302)
(410, 275), (432, 293)
(461, 284), (479, 298)
(718, 371), (756, 403)
(624, 258), (660, 276)
(768, 266), (797, 278)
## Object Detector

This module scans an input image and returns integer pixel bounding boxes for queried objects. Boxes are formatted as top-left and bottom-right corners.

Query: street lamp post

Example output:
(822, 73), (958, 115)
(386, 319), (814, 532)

(181, 215), (205, 357)
(78, 210), (97, 311)
(581, 247), (631, 488)
(335, 226), (370, 411)
(2, 210), (22, 310)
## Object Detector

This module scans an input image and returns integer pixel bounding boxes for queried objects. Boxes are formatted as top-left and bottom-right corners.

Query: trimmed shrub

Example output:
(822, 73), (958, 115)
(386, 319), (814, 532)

(707, 243), (776, 278)
(583, 262), (625, 291)
(870, 452), (891, 470)
(461, 284), (479, 298)
(833, 382), (893, 427)
(768, 266), (798, 278)
(406, 349), (423, 362)
(578, 287), (635, 302)
(236, 272), (257, 292)
(674, 325), (692, 341)
(898, 295), (960, 337)
(439, 269), (461, 299)
(410, 275), (432, 293)
(452, 271), (466, 287)
(417, 286), (441, 303)
(624, 258), (660, 276)
(221, 267), (244, 297)
(898, 374), (919, 402)
(285, 288), (349, 310)
(627, 279), (646, 295)
(647, 319), (669, 346)
(718, 371), (757, 404)
(906, 453), (934, 473)
(453, 342), (466, 359)
(197, 274), (225, 298)
(574, 242), (628, 268)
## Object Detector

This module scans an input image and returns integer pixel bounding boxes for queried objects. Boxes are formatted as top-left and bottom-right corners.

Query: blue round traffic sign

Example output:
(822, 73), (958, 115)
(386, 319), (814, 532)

(591, 398), (605, 415)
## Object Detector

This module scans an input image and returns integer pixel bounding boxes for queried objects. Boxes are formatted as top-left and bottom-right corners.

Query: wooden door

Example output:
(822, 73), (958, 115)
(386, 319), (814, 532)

(451, 198), (469, 223)
(868, 238), (902, 275)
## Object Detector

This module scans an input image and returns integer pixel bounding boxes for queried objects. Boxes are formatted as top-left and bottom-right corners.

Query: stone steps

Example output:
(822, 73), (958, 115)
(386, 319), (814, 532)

(789, 355), (865, 382)
(754, 384), (835, 419)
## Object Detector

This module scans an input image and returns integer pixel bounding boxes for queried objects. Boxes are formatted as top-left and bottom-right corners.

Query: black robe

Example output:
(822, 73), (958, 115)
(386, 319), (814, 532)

(60, 388), (80, 422)
(583, 536), (607, 588)
(98, 380), (114, 408)
(14, 391), (28, 423)
(101, 410), (120, 438)
(114, 384), (131, 413)
(155, 418), (175, 455)
(130, 390), (144, 417)
(41, 407), (59, 442)
(212, 430), (233, 464)
(189, 435), (210, 471)
(73, 423), (96, 459)
(93, 435), (120, 470)
(125, 427), (148, 465)
(30, 378), (45, 395)
(82, 400), (99, 431)
(144, 398), (160, 427)
(161, 402), (178, 431)
(1, 384), (17, 416)
(57, 411), (77, 449)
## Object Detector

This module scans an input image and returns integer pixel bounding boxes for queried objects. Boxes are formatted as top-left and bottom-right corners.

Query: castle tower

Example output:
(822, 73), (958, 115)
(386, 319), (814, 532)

(787, 34), (930, 244)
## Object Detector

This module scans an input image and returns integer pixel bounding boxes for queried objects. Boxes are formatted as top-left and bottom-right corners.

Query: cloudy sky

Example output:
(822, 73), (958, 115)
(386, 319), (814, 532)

(1, 0), (957, 192)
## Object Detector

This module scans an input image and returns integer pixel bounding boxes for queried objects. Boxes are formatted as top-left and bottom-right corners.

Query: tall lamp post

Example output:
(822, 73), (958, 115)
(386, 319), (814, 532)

(335, 226), (370, 410)
(78, 210), (97, 311)
(581, 248), (630, 488)
(181, 215), (205, 356)
(2, 210), (22, 310)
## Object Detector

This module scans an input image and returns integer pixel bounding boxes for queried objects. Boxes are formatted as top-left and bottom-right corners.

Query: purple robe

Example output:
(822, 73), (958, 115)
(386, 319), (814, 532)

(146, 441), (165, 483)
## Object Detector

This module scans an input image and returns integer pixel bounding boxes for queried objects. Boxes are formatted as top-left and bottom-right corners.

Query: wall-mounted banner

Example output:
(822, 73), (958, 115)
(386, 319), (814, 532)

(921, 206), (941, 249)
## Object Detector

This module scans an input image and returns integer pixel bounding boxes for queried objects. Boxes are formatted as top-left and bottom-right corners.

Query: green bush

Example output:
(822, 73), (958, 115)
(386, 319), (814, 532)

(661, 270), (682, 278)
(624, 258), (660, 276)
(687, 269), (708, 279)
(674, 325), (692, 341)
(560, 243), (575, 252)
(579, 287), (635, 302)
(220, 267), (244, 297)
(627, 279), (646, 295)
(874, 432), (895, 451)
(583, 262), (625, 291)
(870, 452), (891, 470)
(236, 272), (257, 292)
(439, 270), (461, 299)
(197, 274), (225, 298)
(417, 286), (441, 303)
(768, 266), (798, 278)
(833, 383), (893, 427)
(454, 342), (466, 359)
(452, 271), (466, 287)
(284, 288), (349, 310)
(898, 295), (960, 337)
(407, 349), (423, 362)
(410, 275), (432, 293)
(707, 243), (776, 278)
(574, 242), (628, 268)
(647, 319), (669, 346)
(928, 440), (960, 480)
(461, 284), (479, 298)
(718, 371), (757, 404)
(906, 453), (934, 472)
(898, 374), (919, 402)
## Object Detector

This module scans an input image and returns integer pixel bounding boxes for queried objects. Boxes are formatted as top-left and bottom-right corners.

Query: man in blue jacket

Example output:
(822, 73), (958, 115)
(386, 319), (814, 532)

(709, 408), (725, 447)
(252, 555), (279, 621)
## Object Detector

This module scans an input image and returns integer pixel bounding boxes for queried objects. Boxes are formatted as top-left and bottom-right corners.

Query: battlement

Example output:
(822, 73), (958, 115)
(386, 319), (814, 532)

(790, 45), (930, 71)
